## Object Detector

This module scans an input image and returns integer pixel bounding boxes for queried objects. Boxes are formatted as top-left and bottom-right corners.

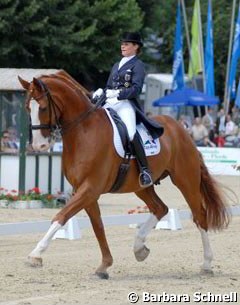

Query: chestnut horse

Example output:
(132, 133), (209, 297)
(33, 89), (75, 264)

(18, 72), (229, 279)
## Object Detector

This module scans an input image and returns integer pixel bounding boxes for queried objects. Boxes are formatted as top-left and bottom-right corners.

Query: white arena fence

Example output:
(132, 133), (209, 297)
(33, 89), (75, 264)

(0, 147), (239, 194)
(0, 206), (239, 240)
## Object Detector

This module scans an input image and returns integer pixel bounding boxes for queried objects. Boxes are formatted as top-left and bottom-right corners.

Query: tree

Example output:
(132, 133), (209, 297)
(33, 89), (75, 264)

(0, 0), (49, 67)
(0, 0), (235, 97)
(0, 0), (143, 88)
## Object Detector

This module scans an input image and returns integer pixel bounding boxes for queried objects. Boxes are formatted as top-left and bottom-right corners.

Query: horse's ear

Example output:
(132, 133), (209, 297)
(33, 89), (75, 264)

(33, 77), (43, 91)
(18, 76), (30, 90)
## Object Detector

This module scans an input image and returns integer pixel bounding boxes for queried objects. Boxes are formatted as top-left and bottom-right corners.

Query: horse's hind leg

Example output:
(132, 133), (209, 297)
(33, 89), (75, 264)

(134, 186), (168, 262)
(170, 171), (213, 274)
(199, 227), (213, 273)
(85, 202), (113, 279)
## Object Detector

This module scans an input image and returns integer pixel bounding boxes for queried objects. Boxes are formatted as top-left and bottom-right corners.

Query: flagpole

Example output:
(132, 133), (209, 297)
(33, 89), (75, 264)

(181, 0), (201, 117)
(224, 0), (237, 114)
(197, 0), (206, 93)
(197, 0), (208, 114)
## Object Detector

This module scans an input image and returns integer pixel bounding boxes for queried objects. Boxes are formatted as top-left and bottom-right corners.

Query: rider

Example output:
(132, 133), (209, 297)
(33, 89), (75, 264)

(93, 32), (163, 187)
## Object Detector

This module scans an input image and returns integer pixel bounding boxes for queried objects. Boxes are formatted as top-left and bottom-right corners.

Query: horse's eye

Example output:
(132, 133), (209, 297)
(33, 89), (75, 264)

(39, 107), (47, 113)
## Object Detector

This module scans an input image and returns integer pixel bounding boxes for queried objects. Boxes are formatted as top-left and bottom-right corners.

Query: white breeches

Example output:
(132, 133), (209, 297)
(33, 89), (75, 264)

(104, 100), (136, 140)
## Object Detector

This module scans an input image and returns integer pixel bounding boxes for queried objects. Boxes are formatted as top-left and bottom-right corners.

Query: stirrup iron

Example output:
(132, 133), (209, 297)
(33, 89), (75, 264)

(139, 170), (153, 188)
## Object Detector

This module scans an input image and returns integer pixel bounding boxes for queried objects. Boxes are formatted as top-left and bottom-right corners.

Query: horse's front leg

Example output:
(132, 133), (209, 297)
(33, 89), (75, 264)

(85, 202), (113, 279)
(28, 182), (95, 267)
(28, 221), (61, 267)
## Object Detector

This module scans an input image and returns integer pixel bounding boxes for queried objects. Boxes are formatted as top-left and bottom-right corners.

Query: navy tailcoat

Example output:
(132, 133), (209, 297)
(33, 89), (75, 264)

(106, 56), (164, 139)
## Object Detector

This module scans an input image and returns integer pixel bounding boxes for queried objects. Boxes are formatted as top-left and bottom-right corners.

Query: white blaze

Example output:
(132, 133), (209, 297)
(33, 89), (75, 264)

(30, 100), (51, 151)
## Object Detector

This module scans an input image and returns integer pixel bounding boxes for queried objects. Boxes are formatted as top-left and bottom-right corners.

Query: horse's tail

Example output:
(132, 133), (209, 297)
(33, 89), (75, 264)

(199, 153), (230, 231)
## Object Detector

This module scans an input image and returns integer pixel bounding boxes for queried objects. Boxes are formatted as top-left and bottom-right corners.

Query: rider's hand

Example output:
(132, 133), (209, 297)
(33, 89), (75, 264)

(106, 89), (120, 99)
(106, 97), (120, 106)
(92, 88), (103, 99)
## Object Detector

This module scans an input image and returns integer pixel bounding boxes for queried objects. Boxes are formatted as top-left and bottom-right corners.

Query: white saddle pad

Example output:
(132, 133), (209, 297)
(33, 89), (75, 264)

(105, 108), (161, 158)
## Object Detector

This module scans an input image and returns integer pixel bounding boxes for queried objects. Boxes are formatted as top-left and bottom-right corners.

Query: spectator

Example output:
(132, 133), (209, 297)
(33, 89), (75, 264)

(202, 107), (215, 141)
(223, 114), (239, 147)
(231, 106), (240, 127)
(191, 117), (209, 146)
(216, 108), (226, 134)
(7, 126), (19, 150)
(214, 131), (225, 147)
(236, 127), (240, 147)
(225, 114), (236, 136)
(203, 136), (216, 147)
(0, 130), (18, 153)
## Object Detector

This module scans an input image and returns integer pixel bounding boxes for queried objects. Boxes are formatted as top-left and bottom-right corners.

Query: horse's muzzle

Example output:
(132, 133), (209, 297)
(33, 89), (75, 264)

(32, 142), (51, 152)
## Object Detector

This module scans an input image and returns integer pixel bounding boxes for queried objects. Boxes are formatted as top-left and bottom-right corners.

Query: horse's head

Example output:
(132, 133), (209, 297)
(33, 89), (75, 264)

(18, 76), (62, 152)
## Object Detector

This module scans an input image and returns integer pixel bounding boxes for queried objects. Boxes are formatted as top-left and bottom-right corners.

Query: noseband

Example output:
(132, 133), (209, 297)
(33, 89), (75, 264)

(28, 79), (104, 144)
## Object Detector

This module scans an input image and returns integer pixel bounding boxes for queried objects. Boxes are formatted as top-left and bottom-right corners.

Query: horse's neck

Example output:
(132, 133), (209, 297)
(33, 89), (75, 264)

(55, 84), (92, 124)
(62, 108), (105, 145)
(61, 109), (110, 185)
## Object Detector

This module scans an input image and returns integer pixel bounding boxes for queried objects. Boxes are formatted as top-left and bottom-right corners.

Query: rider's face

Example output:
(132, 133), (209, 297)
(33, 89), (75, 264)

(121, 42), (139, 57)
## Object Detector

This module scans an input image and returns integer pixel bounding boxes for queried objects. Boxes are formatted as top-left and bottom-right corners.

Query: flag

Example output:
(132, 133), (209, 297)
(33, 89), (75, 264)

(235, 79), (240, 107)
(228, 4), (240, 99)
(188, 0), (203, 79)
(172, 1), (185, 90)
(204, 0), (215, 96)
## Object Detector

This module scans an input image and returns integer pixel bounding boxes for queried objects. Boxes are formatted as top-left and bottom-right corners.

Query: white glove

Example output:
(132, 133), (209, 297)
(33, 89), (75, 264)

(106, 89), (120, 98)
(92, 88), (103, 99)
(106, 97), (120, 106)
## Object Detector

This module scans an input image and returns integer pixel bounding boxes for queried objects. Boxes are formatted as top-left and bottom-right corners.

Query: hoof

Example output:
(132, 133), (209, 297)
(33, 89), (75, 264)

(27, 256), (43, 267)
(134, 245), (150, 262)
(95, 271), (109, 280)
(200, 268), (214, 276)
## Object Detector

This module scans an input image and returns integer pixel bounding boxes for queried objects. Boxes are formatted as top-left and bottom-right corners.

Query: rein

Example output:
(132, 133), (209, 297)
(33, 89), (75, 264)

(28, 79), (105, 143)
(60, 94), (105, 133)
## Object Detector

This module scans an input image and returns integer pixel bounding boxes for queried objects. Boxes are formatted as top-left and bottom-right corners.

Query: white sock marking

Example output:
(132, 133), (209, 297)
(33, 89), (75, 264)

(199, 228), (213, 270)
(29, 221), (62, 257)
(134, 214), (158, 252)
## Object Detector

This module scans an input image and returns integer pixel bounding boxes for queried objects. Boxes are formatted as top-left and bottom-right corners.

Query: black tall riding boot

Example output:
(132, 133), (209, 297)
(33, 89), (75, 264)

(131, 133), (153, 187)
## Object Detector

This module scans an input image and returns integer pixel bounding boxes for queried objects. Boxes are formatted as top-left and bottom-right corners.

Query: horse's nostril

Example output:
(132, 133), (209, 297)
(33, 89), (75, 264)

(40, 144), (47, 149)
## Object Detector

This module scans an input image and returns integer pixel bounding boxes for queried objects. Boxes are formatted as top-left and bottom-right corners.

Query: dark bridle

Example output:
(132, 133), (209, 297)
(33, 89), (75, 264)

(27, 79), (62, 144)
(27, 78), (105, 144)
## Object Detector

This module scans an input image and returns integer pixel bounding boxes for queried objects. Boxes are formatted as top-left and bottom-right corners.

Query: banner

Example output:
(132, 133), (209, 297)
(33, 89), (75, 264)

(204, 0), (215, 96)
(228, 4), (240, 99)
(188, 0), (203, 79)
(172, 1), (185, 90)
(198, 147), (240, 176)
(234, 78), (240, 107)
